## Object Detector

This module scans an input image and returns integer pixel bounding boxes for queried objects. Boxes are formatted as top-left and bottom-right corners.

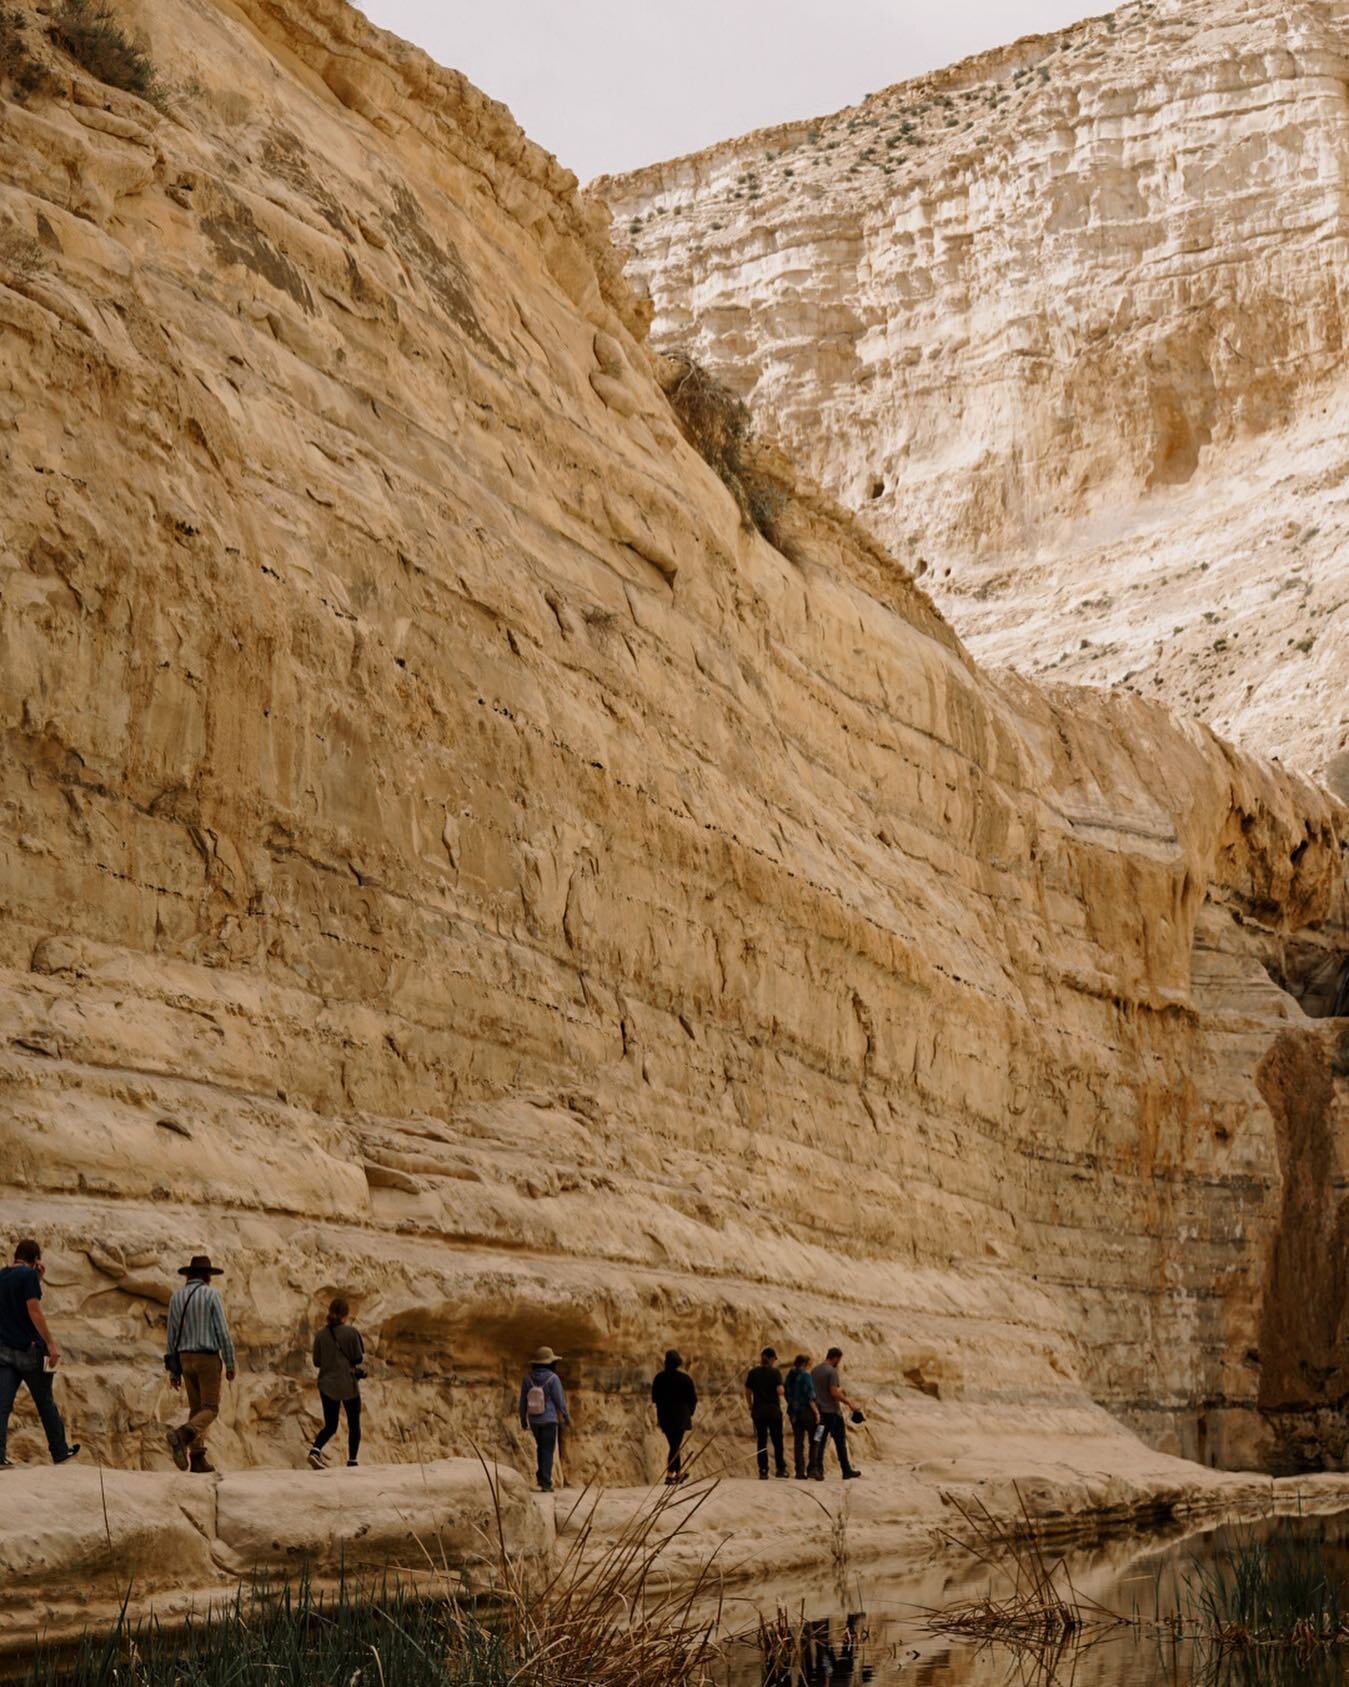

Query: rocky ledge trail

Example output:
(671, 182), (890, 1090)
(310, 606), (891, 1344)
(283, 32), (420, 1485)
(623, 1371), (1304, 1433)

(0, 0), (1345, 1647)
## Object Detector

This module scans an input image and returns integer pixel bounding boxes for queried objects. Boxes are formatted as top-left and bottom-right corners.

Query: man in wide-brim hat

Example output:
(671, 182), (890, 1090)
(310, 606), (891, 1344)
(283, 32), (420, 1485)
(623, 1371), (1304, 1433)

(163, 1254), (236, 1474)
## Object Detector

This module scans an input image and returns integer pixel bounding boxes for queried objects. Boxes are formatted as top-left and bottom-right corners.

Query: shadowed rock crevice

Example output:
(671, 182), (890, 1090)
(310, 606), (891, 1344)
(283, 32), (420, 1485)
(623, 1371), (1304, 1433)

(1256, 1029), (1349, 1472)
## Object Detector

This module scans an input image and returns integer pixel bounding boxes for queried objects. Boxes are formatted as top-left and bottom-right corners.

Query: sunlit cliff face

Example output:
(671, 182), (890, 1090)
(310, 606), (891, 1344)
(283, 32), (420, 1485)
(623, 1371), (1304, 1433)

(599, 0), (1349, 783)
(0, 0), (1345, 1489)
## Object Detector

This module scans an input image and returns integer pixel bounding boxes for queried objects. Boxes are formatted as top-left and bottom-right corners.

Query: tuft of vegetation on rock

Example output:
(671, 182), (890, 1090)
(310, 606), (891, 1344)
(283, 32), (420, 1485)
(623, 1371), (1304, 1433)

(16, 1478), (724, 1687)
(661, 353), (787, 546)
(0, 8), (50, 100)
(48, 0), (159, 100)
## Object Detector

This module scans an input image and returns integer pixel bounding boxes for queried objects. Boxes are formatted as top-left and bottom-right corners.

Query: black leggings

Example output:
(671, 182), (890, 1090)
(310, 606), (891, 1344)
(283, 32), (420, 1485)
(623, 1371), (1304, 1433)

(660, 1422), (686, 1477)
(754, 1409), (786, 1476)
(314, 1391), (361, 1461)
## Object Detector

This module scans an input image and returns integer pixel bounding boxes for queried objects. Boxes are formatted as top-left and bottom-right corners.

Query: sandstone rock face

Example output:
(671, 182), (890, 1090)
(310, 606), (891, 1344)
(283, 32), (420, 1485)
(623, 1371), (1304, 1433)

(598, 0), (1349, 780)
(0, 1458), (544, 1651)
(0, 0), (1345, 1503)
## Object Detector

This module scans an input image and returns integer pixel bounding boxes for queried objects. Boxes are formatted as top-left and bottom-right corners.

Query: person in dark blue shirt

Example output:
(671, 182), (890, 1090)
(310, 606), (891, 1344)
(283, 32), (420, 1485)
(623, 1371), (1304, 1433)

(784, 1354), (820, 1479)
(0, 1238), (79, 1469)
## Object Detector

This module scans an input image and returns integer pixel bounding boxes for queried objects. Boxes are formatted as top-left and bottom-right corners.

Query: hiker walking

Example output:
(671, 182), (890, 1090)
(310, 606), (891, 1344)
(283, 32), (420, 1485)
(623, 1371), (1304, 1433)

(650, 1349), (697, 1483)
(744, 1345), (788, 1480)
(307, 1297), (364, 1470)
(0, 1238), (80, 1469)
(519, 1345), (569, 1493)
(784, 1353), (819, 1479)
(164, 1253), (235, 1474)
(808, 1347), (861, 1480)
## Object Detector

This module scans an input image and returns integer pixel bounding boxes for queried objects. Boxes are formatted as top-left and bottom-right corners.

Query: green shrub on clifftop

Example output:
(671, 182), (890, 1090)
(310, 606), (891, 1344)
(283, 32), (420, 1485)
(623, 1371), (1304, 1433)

(49, 0), (158, 99)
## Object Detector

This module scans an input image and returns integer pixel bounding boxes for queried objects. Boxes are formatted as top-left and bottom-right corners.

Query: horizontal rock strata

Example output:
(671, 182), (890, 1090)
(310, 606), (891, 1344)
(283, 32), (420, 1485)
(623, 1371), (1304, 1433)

(0, 0), (1345, 1527)
(599, 0), (1349, 780)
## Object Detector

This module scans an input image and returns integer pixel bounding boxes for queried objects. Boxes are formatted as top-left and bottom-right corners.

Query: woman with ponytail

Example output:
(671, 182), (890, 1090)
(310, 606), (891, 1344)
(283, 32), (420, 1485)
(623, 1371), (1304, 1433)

(307, 1297), (365, 1469)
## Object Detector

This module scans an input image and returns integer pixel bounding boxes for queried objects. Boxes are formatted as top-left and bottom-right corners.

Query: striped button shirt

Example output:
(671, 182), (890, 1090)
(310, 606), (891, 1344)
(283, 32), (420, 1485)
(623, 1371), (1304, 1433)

(165, 1281), (236, 1371)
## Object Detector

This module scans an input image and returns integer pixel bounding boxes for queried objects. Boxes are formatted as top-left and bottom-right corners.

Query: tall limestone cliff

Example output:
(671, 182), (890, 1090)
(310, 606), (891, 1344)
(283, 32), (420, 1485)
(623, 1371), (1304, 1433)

(598, 0), (1349, 785)
(0, 0), (1346, 1493)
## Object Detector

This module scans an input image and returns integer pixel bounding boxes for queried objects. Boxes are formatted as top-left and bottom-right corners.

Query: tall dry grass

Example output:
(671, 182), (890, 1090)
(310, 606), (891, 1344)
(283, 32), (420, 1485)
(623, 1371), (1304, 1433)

(17, 1463), (726, 1687)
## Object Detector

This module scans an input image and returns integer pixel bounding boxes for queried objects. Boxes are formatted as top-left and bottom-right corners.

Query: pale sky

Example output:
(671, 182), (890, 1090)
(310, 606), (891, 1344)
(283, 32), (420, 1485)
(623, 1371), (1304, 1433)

(359, 1), (1099, 181)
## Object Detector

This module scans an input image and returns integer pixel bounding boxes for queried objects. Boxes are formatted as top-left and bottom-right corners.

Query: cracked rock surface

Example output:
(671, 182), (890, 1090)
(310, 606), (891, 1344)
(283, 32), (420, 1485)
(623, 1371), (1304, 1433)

(0, 0), (1346, 1593)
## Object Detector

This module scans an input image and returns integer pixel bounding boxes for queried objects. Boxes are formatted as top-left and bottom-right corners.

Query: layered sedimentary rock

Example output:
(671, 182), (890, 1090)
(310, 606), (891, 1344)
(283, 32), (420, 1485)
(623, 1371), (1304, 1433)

(0, 1459), (544, 1651)
(0, 0), (1346, 1505)
(599, 0), (1349, 781)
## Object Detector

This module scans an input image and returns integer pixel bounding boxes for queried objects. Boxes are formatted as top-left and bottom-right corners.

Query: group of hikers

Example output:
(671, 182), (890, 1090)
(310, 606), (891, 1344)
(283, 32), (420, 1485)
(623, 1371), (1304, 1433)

(517, 1343), (862, 1494)
(651, 1345), (863, 1487)
(1, 1239), (864, 1489)
(0, 1241), (365, 1475)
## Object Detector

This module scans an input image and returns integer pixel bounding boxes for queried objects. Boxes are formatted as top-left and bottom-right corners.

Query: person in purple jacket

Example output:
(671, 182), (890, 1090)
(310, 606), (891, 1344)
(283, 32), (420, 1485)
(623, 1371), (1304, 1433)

(519, 1345), (570, 1492)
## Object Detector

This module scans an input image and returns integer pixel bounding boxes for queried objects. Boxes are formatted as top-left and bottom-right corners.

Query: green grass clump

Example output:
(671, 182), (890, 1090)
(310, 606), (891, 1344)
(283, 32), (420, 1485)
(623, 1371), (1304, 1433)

(1184, 1523), (1349, 1654)
(48, 0), (158, 98)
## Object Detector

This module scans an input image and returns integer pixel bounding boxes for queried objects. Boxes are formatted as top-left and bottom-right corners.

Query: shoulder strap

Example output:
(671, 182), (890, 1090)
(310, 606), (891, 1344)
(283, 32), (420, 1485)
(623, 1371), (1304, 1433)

(171, 1280), (206, 1355)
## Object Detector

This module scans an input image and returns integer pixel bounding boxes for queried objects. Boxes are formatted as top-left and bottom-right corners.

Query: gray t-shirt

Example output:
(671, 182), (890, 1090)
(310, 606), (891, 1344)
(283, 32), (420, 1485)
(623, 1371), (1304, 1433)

(812, 1361), (843, 1415)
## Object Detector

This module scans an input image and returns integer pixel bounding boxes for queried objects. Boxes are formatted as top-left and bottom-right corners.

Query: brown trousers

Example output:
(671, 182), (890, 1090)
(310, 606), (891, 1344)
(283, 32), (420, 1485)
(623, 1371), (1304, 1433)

(180, 1351), (223, 1445)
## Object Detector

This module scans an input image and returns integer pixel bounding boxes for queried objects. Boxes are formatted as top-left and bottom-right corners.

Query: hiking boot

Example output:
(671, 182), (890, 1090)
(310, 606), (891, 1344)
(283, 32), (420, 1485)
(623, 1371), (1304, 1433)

(189, 1450), (215, 1474)
(0, 1458), (13, 1471)
(54, 1445), (81, 1464)
(774, 1468), (789, 1479)
(757, 1470), (768, 1480)
(166, 1426), (193, 1471)
(842, 1469), (862, 1480)
(810, 1469), (824, 1481)
(307, 1446), (325, 1470)
(346, 1460), (358, 1468)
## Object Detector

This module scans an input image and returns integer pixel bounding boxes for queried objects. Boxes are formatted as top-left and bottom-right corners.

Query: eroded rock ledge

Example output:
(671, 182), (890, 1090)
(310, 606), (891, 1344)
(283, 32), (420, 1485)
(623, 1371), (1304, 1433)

(0, 0), (1345, 1525)
(3, 1436), (1348, 1654)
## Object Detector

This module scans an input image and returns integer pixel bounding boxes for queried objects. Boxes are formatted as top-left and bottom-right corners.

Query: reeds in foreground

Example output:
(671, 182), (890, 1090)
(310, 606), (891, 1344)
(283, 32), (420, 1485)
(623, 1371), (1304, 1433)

(1184, 1521), (1349, 1651)
(16, 1468), (726, 1687)
(919, 1498), (1349, 1680)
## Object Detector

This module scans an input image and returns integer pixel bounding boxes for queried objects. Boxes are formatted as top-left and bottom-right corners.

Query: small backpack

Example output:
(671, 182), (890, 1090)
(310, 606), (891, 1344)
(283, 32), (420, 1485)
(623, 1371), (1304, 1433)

(526, 1376), (547, 1418)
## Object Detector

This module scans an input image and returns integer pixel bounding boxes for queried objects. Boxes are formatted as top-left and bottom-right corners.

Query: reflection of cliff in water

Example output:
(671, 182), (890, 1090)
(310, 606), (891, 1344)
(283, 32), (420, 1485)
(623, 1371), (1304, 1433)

(723, 1508), (1349, 1686)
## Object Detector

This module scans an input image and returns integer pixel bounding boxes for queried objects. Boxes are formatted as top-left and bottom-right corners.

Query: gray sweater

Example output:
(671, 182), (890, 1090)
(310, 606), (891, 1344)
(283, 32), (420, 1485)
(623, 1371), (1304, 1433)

(313, 1322), (364, 1401)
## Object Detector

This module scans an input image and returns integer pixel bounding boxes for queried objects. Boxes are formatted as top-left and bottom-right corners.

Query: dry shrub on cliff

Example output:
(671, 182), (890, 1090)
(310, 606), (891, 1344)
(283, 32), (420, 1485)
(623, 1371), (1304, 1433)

(48, 0), (158, 99)
(0, 8), (50, 99)
(661, 353), (787, 547)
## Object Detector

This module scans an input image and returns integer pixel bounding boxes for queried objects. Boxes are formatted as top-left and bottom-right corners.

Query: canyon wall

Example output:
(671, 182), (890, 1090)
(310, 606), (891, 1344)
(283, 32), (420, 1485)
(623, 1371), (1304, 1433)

(599, 0), (1349, 783)
(0, 0), (1346, 1492)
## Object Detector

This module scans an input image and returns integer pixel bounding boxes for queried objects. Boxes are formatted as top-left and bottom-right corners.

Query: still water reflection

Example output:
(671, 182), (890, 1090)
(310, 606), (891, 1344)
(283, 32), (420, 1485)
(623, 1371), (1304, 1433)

(722, 1508), (1349, 1686)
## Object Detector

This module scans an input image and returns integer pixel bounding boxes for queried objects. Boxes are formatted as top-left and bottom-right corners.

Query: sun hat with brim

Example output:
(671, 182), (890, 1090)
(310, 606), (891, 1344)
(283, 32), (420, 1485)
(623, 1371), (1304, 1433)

(177, 1254), (225, 1277)
(531, 1345), (558, 1364)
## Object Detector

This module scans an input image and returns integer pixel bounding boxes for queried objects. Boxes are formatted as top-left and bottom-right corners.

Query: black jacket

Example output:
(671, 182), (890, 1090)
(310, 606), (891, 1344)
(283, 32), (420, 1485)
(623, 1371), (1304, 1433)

(651, 1367), (697, 1429)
